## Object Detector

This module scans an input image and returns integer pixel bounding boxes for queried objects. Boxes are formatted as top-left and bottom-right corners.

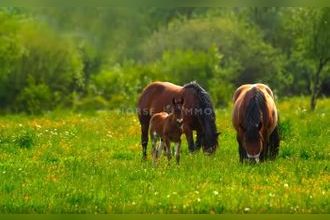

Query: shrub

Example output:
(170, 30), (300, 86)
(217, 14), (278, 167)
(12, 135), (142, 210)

(15, 129), (36, 149)
(16, 82), (53, 115)
(75, 96), (109, 112)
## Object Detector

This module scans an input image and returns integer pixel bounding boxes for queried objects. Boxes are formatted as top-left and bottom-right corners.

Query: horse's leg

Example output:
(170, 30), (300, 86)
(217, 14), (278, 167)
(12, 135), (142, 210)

(269, 125), (280, 160)
(164, 138), (172, 162)
(184, 125), (195, 153)
(239, 145), (246, 163)
(161, 138), (167, 156)
(195, 130), (203, 151)
(237, 136), (246, 163)
(175, 140), (181, 165)
(151, 134), (157, 165)
(259, 145), (267, 162)
(156, 138), (164, 158)
(140, 115), (150, 160)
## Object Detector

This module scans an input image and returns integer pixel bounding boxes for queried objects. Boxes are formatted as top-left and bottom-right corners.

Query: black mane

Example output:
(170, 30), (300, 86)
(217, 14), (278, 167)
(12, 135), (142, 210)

(244, 87), (268, 141)
(183, 81), (218, 151)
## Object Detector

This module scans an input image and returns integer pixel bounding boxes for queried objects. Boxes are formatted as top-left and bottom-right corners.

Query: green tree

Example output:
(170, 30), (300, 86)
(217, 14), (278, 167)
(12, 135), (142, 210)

(288, 8), (330, 110)
(0, 10), (84, 113)
(0, 11), (24, 109)
(141, 14), (285, 93)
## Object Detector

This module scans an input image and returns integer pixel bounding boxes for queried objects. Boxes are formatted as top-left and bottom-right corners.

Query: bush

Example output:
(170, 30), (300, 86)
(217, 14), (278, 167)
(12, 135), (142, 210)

(75, 96), (109, 112)
(155, 48), (220, 87)
(141, 15), (285, 89)
(14, 129), (36, 149)
(16, 82), (53, 115)
(208, 79), (234, 107)
(0, 12), (84, 113)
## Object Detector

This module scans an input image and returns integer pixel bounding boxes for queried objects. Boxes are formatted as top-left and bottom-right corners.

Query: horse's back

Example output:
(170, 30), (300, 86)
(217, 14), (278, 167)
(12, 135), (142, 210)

(137, 82), (165, 108)
(253, 84), (277, 127)
(149, 112), (169, 136)
(233, 83), (275, 105)
(150, 112), (169, 122)
(232, 83), (278, 133)
(232, 84), (252, 129)
(137, 81), (182, 116)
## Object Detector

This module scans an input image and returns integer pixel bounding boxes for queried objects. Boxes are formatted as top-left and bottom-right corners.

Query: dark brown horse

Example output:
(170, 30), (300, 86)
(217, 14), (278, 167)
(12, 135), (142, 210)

(149, 98), (184, 164)
(137, 81), (219, 160)
(232, 83), (280, 163)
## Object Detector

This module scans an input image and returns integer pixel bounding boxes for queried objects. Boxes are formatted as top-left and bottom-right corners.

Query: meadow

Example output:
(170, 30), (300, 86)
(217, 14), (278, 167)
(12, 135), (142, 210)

(0, 97), (329, 214)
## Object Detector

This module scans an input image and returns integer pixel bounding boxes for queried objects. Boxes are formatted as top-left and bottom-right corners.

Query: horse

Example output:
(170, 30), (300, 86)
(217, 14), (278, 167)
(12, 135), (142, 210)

(232, 83), (280, 163)
(137, 81), (219, 160)
(149, 98), (184, 164)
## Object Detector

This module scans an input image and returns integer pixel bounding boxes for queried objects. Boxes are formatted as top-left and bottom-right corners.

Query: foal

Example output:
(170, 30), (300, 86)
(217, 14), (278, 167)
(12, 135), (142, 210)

(149, 98), (184, 164)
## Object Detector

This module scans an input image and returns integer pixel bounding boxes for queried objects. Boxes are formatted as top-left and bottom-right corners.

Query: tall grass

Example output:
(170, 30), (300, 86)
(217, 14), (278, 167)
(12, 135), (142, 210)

(0, 97), (329, 213)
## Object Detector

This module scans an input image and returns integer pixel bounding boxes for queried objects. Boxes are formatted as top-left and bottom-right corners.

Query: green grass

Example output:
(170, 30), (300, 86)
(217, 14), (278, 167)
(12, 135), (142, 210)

(0, 97), (329, 213)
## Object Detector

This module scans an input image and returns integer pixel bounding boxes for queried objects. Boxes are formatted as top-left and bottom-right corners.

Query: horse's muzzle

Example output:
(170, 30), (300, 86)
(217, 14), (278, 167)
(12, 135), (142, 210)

(247, 152), (260, 163)
(203, 147), (216, 156)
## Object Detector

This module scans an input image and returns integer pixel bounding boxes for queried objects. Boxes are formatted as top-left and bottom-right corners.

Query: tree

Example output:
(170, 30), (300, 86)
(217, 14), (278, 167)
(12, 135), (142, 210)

(307, 8), (330, 110)
(141, 14), (285, 92)
(289, 8), (330, 110)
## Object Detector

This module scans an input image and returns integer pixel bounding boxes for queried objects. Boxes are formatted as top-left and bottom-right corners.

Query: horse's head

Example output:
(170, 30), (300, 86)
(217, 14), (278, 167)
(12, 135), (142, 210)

(203, 132), (220, 155)
(172, 97), (184, 128)
(240, 122), (264, 162)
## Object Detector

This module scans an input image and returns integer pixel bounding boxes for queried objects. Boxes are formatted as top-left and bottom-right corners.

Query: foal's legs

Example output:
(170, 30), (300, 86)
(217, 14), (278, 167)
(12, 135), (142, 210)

(164, 138), (172, 162)
(174, 140), (181, 164)
(156, 139), (164, 158)
(151, 134), (158, 165)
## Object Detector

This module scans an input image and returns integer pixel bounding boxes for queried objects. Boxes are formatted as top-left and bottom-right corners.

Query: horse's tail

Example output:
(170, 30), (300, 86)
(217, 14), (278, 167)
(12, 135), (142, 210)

(183, 81), (219, 153)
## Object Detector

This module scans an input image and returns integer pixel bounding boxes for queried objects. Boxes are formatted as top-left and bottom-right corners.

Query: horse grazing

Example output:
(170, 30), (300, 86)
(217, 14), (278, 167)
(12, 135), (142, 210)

(232, 83), (280, 163)
(149, 98), (184, 164)
(137, 81), (219, 160)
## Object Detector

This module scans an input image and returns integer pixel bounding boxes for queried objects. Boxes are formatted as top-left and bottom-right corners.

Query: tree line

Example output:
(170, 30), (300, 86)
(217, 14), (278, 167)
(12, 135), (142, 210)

(0, 7), (329, 114)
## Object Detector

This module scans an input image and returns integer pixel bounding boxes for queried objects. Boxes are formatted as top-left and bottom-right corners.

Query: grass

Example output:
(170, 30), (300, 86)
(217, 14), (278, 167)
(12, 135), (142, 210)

(0, 97), (329, 213)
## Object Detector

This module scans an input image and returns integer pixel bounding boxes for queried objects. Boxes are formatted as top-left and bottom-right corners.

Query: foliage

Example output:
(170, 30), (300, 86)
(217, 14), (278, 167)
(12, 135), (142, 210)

(0, 7), (330, 113)
(0, 11), (84, 113)
(280, 8), (330, 109)
(142, 15), (286, 90)
(16, 79), (53, 114)
(14, 129), (36, 149)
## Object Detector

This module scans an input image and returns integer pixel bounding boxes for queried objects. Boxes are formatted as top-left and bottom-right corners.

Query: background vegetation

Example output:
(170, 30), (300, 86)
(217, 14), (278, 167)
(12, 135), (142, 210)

(0, 7), (330, 114)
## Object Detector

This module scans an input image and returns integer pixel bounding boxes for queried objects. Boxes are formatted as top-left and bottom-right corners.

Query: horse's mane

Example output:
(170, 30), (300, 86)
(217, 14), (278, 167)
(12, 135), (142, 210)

(244, 87), (268, 141)
(183, 81), (218, 150)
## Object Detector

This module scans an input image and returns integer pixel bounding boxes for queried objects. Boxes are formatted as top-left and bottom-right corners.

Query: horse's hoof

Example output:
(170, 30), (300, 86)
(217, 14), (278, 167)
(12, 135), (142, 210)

(203, 150), (215, 156)
(189, 148), (199, 154)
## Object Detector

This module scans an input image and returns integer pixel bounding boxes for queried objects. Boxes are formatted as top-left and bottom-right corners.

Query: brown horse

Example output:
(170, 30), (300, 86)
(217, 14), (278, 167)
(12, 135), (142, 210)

(137, 81), (219, 160)
(149, 98), (184, 164)
(232, 83), (280, 163)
